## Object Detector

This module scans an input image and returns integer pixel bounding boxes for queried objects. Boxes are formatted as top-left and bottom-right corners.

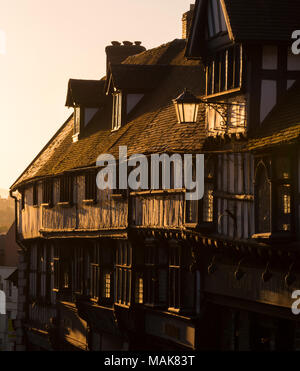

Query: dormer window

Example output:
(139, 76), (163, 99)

(112, 92), (122, 131)
(72, 106), (99, 142)
(206, 44), (243, 97)
(66, 79), (104, 143)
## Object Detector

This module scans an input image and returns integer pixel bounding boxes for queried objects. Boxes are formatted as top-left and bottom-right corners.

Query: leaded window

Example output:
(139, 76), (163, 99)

(115, 241), (132, 306)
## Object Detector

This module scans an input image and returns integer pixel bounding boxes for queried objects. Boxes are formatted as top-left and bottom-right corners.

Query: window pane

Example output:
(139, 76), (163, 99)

(277, 184), (291, 231)
(203, 184), (214, 222)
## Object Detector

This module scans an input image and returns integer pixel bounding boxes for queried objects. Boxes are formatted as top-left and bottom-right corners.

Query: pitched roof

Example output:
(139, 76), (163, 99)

(186, 0), (300, 57)
(11, 40), (205, 190)
(65, 78), (106, 107)
(223, 0), (300, 42)
(247, 80), (300, 150)
(125, 39), (201, 66)
(109, 64), (168, 92)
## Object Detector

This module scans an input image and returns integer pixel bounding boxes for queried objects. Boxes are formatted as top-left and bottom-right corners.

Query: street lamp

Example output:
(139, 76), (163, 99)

(173, 89), (200, 124)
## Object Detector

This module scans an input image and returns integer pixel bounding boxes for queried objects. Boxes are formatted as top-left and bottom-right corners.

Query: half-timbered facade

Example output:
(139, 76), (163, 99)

(10, 1), (300, 351)
(185, 0), (300, 350)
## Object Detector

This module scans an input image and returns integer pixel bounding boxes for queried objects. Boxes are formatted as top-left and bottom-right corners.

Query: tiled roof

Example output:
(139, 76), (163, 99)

(124, 39), (200, 66)
(11, 40), (205, 190)
(109, 64), (168, 92)
(247, 81), (300, 150)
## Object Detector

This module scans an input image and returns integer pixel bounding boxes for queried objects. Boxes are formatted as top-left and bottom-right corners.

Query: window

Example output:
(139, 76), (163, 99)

(59, 175), (73, 203)
(206, 45), (242, 96)
(185, 157), (215, 225)
(275, 156), (292, 232)
(185, 199), (198, 224)
(144, 243), (168, 307)
(103, 273), (111, 299)
(135, 274), (144, 304)
(52, 246), (60, 292)
(42, 179), (53, 206)
(169, 244), (181, 310)
(229, 103), (246, 129)
(52, 246), (71, 292)
(85, 171), (97, 201)
(29, 244), (50, 302)
(112, 93), (122, 131)
(33, 182), (38, 206)
(278, 185), (291, 231)
(203, 158), (214, 222)
(115, 241), (132, 306)
(90, 246), (100, 301)
(90, 243), (113, 303)
(203, 184), (214, 222)
(255, 156), (293, 235)
(255, 164), (271, 234)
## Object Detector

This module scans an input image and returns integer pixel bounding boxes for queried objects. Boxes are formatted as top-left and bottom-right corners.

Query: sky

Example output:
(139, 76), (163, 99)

(0, 0), (194, 190)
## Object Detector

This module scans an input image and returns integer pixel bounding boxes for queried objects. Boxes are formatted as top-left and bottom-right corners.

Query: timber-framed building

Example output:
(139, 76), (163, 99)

(10, 1), (300, 351)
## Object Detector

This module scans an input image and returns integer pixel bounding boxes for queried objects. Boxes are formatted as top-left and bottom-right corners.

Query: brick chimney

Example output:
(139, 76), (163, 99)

(105, 41), (146, 75)
(182, 4), (195, 39)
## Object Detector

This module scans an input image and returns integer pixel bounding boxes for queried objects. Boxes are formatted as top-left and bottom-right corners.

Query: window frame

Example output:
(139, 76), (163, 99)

(205, 44), (243, 97)
(168, 243), (181, 312)
(254, 154), (295, 237)
(185, 156), (215, 228)
(143, 243), (168, 308)
(84, 170), (97, 202)
(42, 179), (53, 207)
(90, 243), (113, 305)
(112, 92), (123, 131)
(114, 241), (132, 307)
(59, 174), (73, 204)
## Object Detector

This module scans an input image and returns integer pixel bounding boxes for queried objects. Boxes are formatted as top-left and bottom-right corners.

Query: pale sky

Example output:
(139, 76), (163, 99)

(0, 0), (194, 190)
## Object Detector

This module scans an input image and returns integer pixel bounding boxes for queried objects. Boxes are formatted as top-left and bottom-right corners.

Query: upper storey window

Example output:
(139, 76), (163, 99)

(206, 44), (243, 97)
(254, 156), (293, 238)
(112, 92), (122, 131)
(206, 0), (227, 40)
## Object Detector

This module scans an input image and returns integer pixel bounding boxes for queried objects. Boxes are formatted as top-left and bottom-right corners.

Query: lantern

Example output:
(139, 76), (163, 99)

(173, 89), (200, 124)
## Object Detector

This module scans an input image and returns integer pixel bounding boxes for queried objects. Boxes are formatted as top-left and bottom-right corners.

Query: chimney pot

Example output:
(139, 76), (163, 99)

(123, 41), (133, 46)
(111, 41), (121, 46)
(134, 41), (142, 46)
